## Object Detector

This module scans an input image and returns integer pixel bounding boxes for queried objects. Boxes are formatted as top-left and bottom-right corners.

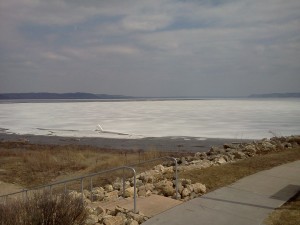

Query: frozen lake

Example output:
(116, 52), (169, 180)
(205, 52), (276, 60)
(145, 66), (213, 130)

(0, 99), (299, 139)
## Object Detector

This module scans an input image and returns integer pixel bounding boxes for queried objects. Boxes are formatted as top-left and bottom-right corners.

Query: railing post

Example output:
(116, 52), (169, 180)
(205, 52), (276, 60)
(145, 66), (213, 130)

(90, 177), (93, 202)
(122, 168), (125, 198)
(81, 178), (84, 204)
(133, 169), (137, 213)
(174, 158), (178, 199)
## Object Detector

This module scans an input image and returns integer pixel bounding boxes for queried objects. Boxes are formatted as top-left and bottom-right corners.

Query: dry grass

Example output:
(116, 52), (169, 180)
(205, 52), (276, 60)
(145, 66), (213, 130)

(0, 141), (175, 188)
(0, 191), (88, 225)
(179, 147), (300, 192)
(264, 192), (300, 225)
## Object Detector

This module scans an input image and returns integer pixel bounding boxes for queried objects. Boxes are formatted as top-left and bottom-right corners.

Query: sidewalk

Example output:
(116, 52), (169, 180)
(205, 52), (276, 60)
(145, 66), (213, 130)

(143, 160), (300, 225)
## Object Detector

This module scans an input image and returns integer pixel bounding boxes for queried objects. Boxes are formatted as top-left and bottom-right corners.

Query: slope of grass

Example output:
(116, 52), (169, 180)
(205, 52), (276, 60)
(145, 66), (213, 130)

(0, 141), (171, 187)
(179, 147), (300, 192)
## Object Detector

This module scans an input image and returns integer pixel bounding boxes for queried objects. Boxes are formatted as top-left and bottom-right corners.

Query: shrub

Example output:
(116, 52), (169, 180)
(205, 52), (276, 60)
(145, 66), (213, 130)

(0, 192), (88, 225)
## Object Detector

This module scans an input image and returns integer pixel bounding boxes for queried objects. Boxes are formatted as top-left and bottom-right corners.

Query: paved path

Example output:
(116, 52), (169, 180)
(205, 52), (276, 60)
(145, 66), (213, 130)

(143, 160), (300, 225)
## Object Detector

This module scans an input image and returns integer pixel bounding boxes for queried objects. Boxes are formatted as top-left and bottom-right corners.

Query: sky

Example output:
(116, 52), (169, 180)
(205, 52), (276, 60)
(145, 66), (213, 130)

(0, 0), (300, 97)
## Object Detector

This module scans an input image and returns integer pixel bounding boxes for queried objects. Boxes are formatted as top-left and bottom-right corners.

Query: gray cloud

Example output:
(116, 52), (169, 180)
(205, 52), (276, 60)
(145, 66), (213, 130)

(0, 0), (300, 97)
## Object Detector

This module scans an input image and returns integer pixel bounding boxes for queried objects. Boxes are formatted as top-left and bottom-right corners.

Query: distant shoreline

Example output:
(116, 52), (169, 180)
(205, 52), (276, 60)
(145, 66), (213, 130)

(0, 132), (253, 153)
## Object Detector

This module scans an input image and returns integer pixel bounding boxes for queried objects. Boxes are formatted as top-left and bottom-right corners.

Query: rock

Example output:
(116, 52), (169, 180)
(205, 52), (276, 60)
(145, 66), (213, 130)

(113, 179), (123, 190)
(105, 184), (114, 192)
(283, 142), (292, 148)
(83, 189), (91, 198)
(178, 157), (187, 165)
(124, 187), (136, 198)
(243, 144), (257, 154)
(104, 190), (119, 202)
(223, 143), (232, 149)
(68, 190), (81, 199)
(86, 214), (99, 225)
(180, 179), (192, 187)
(138, 184), (154, 197)
(186, 184), (194, 193)
(93, 187), (105, 194)
(181, 188), (191, 198)
(194, 152), (208, 160)
(154, 164), (165, 173)
(139, 171), (158, 183)
(215, 157), (227, 165)
(135, 179), (143, 188)
(94, 206), (106, 217)
(163, 166), (174, 173)
(115, 205), (129, 214)
(127, 212), (146, 224)
(93, 192), (105, 201)
(233, 151), (246, 159)
(155, 179), (175, 197)
(189, 192), (197, 199)
(261, 141), (276, 151)
(126, 219), (139, 225)
(191, 183), (206, 194)
(103, 216), (124, 225)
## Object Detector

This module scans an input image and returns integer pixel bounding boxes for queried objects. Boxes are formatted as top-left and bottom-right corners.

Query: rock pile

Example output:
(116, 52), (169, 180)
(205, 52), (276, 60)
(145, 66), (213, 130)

(176, 135), (300, 172)
(75, 135), (299, 225)
(85, 205), (148, 225)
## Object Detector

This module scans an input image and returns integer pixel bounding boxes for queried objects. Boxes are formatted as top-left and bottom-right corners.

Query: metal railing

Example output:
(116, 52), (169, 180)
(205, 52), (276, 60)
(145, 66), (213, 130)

(0, 157), (178, 213)
(128, 156), (178, 199)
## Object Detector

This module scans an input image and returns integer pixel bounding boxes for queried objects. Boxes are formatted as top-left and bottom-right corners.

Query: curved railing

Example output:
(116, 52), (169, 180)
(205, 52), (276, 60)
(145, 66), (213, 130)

(0, 157), (178, 213)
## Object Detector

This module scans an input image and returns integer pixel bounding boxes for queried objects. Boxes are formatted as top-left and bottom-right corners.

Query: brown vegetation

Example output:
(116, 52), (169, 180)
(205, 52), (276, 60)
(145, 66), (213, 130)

(0, 191), (88, 225)
(0, 141), (176, 188)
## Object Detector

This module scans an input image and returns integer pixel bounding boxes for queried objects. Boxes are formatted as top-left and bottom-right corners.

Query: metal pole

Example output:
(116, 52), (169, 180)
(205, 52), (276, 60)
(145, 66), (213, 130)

(122, 168), (125, 198)
(90, 177), (93, 202)
(174, 158), (178, 199)
(133, 169), (137, 213)
(81, 178), (84, 204)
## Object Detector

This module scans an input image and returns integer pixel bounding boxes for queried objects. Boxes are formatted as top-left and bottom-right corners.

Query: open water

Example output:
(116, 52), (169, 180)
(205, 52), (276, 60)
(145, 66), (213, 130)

(0, 98), (299, 139)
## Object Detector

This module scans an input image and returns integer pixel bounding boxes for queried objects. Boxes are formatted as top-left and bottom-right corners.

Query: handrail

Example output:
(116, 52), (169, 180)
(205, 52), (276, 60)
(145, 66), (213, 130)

(0, 157), (179, 212)
(128, 156), (178, 199)
(0, 166), (137, 212)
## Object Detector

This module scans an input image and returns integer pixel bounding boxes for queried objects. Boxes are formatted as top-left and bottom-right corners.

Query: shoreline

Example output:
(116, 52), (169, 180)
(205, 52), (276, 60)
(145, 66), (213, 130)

(0, 132), (253, 152)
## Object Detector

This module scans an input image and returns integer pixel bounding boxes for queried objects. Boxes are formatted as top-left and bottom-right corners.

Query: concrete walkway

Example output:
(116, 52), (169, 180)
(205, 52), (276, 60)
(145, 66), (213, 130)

(143, 160), (300, 225)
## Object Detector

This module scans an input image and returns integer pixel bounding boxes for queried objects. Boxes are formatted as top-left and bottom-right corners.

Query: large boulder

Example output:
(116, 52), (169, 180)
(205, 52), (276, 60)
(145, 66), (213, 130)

(103, 216), (124, 225)
(154, 179), (175, 197)
(181, 188), (191, 198)
(104, 184), (114, 192)
(85, 214), (99, 225)
(215, 157), (227, 165)
(233, 151), (247, 159)
(191, 183), (206, 194)
(104, 190), (119, 202)
(124, 187), (136, 198)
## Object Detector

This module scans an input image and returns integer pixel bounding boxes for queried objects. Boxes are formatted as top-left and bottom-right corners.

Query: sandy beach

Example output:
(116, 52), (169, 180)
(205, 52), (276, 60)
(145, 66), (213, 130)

(0, 132), (252, 152)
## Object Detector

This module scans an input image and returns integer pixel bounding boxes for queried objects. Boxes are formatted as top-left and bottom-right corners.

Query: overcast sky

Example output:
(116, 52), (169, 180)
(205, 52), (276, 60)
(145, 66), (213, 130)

(0, 0), (299, 97)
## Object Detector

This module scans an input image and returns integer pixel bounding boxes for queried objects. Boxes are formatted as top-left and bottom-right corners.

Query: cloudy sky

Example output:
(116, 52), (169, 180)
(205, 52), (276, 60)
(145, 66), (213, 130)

(0, 0), (299, 97)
